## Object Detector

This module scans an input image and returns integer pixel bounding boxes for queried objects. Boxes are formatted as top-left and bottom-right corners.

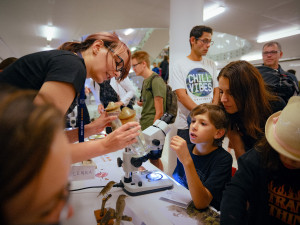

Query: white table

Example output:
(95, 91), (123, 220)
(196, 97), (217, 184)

(63, 150), (219, 225)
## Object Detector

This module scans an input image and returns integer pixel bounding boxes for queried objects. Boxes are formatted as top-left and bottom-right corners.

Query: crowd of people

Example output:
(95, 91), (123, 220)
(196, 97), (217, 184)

(0, 24), (299, 225)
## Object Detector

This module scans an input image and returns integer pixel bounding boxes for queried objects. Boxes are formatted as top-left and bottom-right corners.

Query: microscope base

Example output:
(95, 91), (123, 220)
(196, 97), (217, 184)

(122, 170), (173, 196)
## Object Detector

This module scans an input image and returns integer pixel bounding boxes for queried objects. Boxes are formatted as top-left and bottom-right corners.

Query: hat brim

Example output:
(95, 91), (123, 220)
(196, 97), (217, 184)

(265, 111), (300, 162)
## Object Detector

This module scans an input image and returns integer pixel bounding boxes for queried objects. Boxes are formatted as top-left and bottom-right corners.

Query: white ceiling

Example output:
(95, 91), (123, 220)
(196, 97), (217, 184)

(0, 0), (300, 67)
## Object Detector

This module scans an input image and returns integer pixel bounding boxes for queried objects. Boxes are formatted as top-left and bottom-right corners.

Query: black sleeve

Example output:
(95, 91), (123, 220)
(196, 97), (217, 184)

(220, 149), (260, 225)
(204, 151), (233, 209)
(45, 54), (86, 93)
(270, 98), (286, 113)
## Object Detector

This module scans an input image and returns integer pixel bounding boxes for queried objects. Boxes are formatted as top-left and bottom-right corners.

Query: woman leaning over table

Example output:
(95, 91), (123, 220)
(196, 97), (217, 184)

(0, 32), (140, 163)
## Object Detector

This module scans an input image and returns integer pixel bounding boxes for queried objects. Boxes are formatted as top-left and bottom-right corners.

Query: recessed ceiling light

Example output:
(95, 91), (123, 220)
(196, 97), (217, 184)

(203, 4), (225, 21)
(257, 27), (300, 43)
(41, 25), (58, 42)
(130, 47), (137, 52)
(46, 26), (55, 41)
(240, 52), (262, 61)
(124, 28), (134, 36)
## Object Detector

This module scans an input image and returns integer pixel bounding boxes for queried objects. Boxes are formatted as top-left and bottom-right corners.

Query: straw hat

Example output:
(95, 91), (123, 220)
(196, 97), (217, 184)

(265, 96), (300, 161)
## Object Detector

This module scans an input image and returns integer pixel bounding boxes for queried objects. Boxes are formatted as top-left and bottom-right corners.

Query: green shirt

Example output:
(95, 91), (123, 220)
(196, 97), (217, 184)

(140, 73), (166, 130)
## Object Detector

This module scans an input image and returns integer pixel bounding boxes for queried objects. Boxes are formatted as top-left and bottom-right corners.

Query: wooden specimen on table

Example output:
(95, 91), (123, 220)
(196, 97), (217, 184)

(99, 208), (115, 225)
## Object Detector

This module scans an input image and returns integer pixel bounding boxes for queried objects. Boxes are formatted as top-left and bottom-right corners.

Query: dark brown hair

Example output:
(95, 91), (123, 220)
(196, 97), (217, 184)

(0, 85), (64, 224)
(218, 60), (277, 139)
(190, 103), (229, 146)
(189, 25), (213, 48)
(255, 136), (281, 171)
(58, 32), (131, 81)
(0, 57), (18, 70)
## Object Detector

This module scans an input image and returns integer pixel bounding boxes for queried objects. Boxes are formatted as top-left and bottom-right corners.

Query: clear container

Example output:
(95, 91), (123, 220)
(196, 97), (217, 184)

(108, 109), (147, 156)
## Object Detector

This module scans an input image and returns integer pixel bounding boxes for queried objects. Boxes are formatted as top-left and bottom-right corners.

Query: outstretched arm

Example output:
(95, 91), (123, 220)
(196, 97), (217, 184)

(71, 122), (141, 163)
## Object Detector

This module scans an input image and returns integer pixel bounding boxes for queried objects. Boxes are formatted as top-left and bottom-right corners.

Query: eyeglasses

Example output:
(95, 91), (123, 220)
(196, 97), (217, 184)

(132, 62), (142, 68)
(263, 50), (280, 55)
(105, 45), (125, 76)
(195, 38), (214, 46)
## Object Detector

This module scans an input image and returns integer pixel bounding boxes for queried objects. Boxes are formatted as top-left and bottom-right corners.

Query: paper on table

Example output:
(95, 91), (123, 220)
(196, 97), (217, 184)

(160, 190), (192, 209)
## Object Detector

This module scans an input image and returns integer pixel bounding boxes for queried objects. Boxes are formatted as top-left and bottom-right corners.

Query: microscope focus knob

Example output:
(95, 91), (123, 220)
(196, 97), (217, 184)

(117, 157), (123, 167)
(152, 139), (160, 146)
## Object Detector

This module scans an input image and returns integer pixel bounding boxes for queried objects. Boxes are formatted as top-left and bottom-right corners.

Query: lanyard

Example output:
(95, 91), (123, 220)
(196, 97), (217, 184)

(77, 52), (85, 142)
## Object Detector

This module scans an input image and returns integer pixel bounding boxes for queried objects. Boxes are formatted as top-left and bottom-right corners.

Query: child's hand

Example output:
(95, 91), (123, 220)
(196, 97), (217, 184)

(170, 136), (192, 165)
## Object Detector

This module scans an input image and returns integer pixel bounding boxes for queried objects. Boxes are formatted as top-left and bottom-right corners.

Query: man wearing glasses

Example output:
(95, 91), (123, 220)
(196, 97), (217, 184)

(257, 41), (299, 103)
(169, 25), (219, 145)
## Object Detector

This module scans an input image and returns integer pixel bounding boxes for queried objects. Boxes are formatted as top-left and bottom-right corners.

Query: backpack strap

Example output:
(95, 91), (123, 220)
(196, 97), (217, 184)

(146, 74), (160, 96)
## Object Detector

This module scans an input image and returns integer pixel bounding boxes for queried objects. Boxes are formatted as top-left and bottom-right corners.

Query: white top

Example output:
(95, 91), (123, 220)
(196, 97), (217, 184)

(85, 77), (136, 106)
(169, 56), (218, 129)
(109, 77), (136, 106)
(85, 78), (101, 104)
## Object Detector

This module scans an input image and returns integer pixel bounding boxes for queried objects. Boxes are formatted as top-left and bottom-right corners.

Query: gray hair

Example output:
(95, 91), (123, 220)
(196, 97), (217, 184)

(262, 41), (282, 52)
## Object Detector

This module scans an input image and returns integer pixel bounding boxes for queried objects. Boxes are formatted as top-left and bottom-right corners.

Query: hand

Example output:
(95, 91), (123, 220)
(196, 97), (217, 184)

(98, 104), (105, 114)
(103, 122), (141, 151)
(85, 86), (91, 96)
(227, 128), (245, 159)
(137, 101), (143, 107)
(170, 136), (192, 166)
(89, 111), (117, 134)
(115, 101), (124, 107)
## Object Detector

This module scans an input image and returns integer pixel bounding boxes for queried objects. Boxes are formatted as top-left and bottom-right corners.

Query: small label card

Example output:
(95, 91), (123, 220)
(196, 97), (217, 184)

(70, 164), (96, 181)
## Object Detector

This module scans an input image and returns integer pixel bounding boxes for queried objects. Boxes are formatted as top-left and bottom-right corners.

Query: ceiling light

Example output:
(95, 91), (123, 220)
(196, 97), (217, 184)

(45, 26), (55, 41)
(124, 28), (134, 36)
(257, 27), (300, 43)
(240, 52), (262, 61)
(203, 4), (225, 21)
(41, 25), (58, 41)
(130, 47), (137, 52)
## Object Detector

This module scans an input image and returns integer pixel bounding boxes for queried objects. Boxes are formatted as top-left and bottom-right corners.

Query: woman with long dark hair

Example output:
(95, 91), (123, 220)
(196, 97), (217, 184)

(218, 60), (285, 158)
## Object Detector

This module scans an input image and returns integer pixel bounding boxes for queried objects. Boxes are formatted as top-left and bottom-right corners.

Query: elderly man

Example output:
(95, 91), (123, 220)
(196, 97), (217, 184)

(257, 41), (299, 103)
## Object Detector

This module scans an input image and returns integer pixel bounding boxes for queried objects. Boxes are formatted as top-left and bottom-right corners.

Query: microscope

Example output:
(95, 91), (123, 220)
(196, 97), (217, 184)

(117, 113), (174, 196)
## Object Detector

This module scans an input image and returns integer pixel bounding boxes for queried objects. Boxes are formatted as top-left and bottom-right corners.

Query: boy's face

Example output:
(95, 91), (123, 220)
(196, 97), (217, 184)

(189, 112), (220, 145)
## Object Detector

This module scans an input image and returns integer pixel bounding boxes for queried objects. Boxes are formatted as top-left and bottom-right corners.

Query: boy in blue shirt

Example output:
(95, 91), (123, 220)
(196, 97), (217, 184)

(171, 103), (232, 210)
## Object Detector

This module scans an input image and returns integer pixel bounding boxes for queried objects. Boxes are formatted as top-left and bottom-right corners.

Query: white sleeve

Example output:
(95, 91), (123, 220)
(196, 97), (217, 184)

(117, 77), (136, 106)
(212, 62), (219, 88)
(169, 60), (186, 91)
(87, 79), (101, 105)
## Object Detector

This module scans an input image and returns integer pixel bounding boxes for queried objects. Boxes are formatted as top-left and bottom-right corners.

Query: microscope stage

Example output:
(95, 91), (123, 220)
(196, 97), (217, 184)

(122, 170), (174, 196)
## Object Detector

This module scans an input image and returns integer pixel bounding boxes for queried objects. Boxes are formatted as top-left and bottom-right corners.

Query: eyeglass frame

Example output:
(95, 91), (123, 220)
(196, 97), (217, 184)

(262, 50), (281, 56)
(132, 62), (142, 68)
(105, 44), (125, 79)
(195, 37), (214, 46)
